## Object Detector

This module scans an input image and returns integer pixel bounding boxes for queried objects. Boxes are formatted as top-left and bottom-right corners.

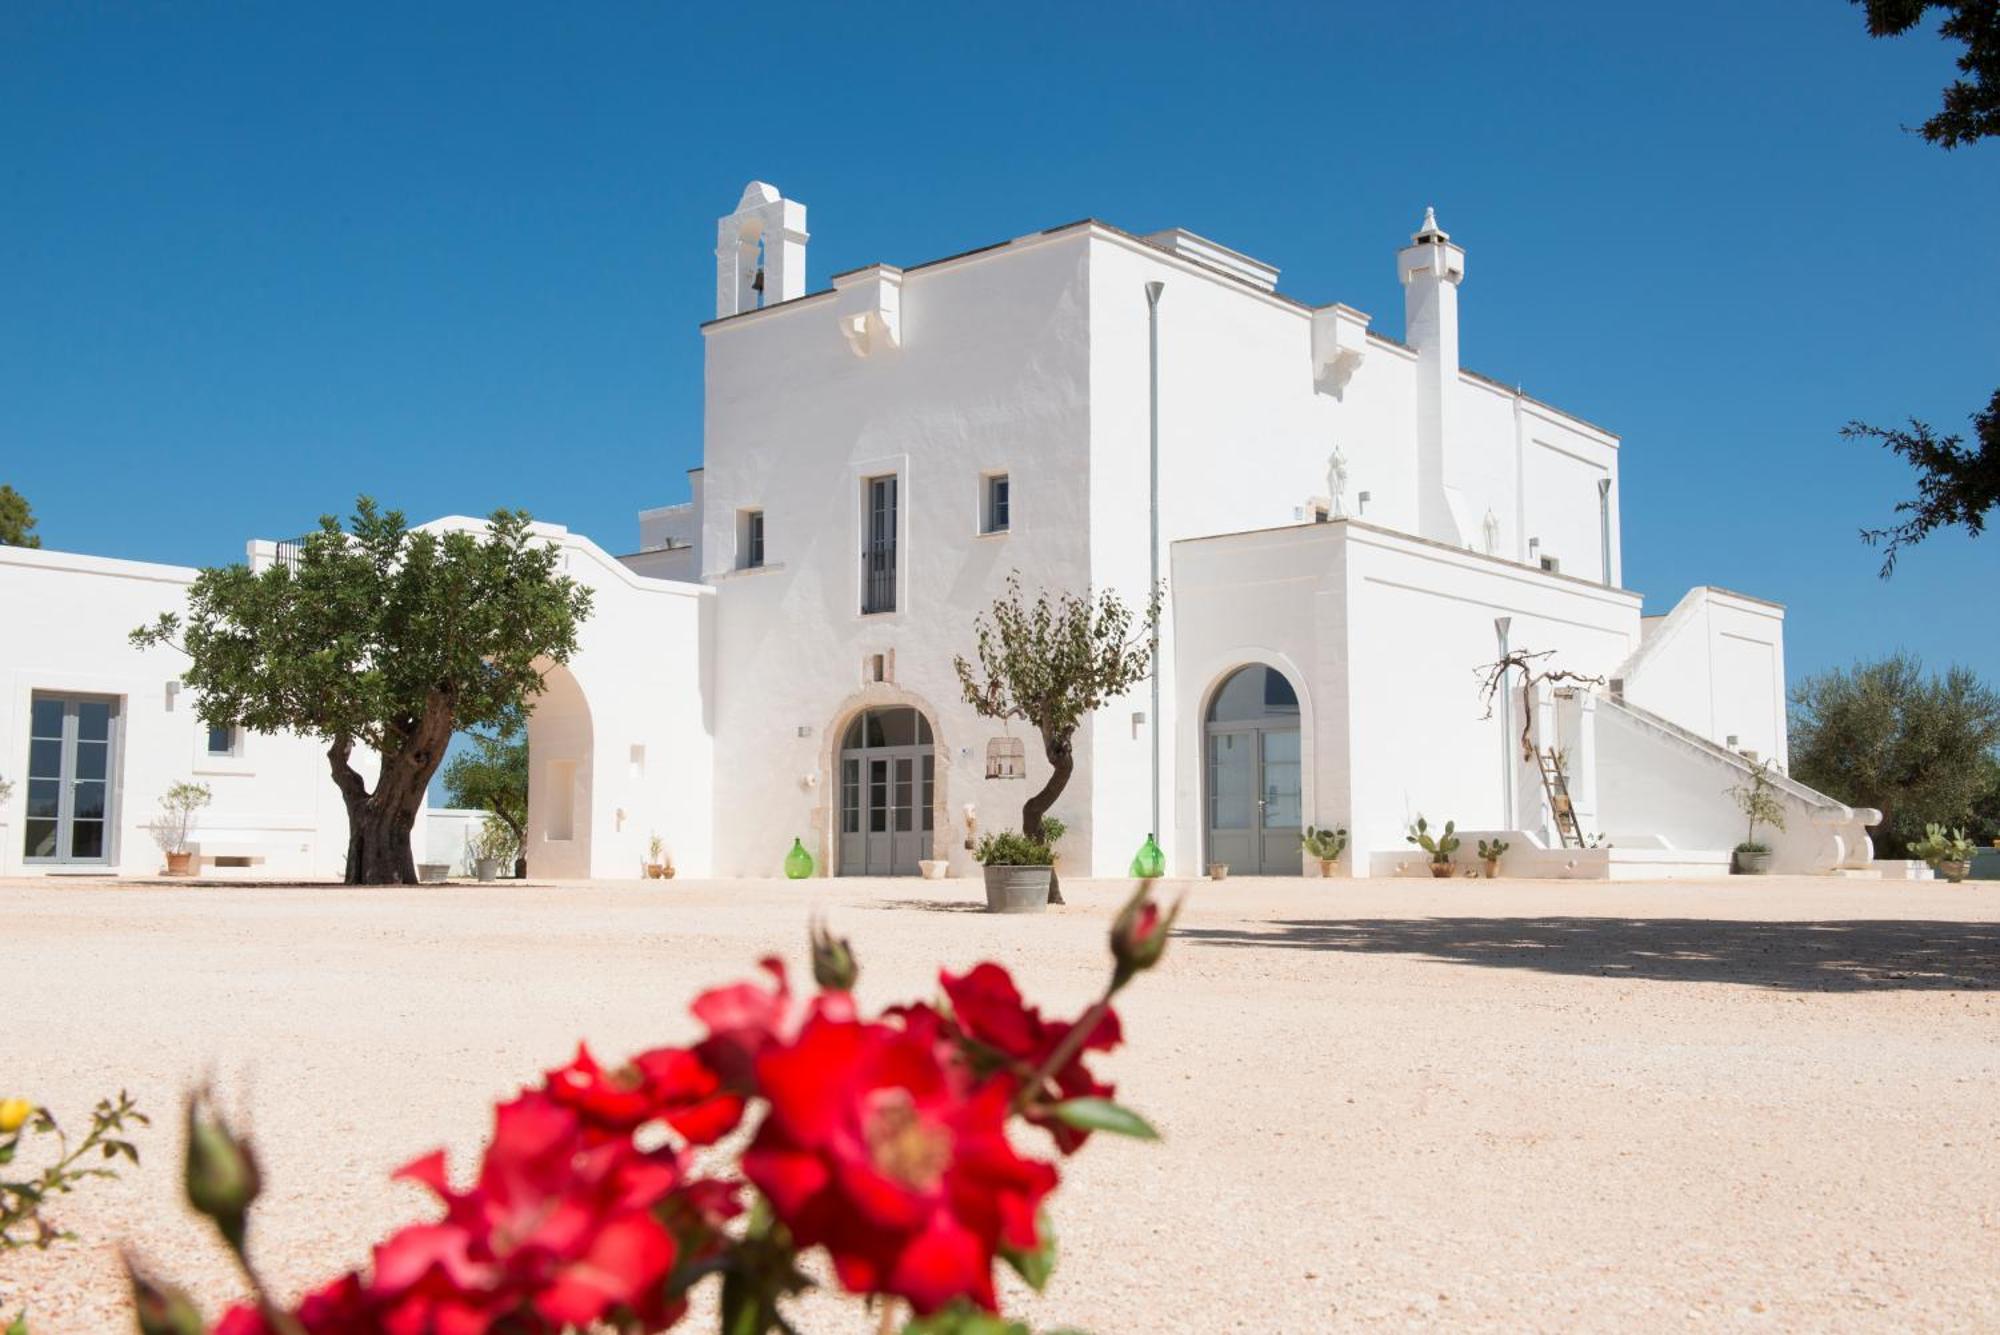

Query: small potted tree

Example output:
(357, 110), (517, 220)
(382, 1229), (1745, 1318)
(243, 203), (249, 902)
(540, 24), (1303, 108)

(1478, 838), (1510, 878)
(1406, 816), (1459, 878)
(1910, 823), (1975, 883)
(1300, 824), (1348, 878)
(1727, 760), (1786, 874)
(975, 829), (1054, 914)
(471, 817), (517, 883)
(644, 833), (667, 880)
(148, 781), (212, 876)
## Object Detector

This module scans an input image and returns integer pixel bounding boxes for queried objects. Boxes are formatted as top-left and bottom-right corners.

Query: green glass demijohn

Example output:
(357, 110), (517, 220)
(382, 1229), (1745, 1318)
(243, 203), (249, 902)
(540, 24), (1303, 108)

(783, 838), (814, 880)
(1129, 833), (1165, 879)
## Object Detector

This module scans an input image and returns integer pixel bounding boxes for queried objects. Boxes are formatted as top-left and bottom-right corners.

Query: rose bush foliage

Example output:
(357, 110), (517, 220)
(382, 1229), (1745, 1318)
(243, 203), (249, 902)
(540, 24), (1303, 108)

(134, 888), (1179, 1335)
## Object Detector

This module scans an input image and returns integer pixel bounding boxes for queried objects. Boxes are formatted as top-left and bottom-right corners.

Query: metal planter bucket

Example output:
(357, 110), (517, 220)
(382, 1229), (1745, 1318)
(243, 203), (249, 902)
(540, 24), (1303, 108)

(982, 864), (1052, 914)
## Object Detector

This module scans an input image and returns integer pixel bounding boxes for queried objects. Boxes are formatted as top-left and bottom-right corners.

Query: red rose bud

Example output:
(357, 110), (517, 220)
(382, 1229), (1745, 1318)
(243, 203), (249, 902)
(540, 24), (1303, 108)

(125, 1250), (206, 1335)
(809, 918), (859, 992)
(1110, 884), (1182, 990)
(183, 1089), (261, 1257)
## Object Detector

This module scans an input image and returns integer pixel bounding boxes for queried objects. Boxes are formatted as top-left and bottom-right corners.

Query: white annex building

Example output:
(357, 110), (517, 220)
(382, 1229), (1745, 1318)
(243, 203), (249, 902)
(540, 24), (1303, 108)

(0, 184), (1885, 881)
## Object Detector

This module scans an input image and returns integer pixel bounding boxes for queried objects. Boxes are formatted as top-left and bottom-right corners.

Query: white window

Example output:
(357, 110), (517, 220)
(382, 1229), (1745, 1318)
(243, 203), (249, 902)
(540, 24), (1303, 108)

(206, 724), (240, 757)
(737, 508), (765, 570)
(981, 473), (1010, 535)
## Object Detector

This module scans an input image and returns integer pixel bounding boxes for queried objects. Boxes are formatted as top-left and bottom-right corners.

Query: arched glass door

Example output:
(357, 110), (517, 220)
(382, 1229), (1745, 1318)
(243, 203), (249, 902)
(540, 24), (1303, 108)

(837, 707), (935, 876)
(1205, 666), (1302, 876)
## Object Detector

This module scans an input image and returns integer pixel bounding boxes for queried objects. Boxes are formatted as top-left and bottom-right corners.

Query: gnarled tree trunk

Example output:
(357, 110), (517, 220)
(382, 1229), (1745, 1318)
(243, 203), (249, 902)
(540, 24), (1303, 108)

(326, 694), (458, 886)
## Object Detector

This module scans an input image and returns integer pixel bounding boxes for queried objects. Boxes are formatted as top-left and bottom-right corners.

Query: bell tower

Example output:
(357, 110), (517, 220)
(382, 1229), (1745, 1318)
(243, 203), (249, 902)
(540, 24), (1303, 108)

(716, 182), (808, 319)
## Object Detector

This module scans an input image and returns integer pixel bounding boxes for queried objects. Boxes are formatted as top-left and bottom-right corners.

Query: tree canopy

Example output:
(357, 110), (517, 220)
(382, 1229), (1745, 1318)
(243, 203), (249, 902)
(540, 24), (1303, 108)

(1789, 652), (2000, 854)
(132, 498), (592, 883)
(0, 484), (40, 548)
(1848, 2), (1998, 573)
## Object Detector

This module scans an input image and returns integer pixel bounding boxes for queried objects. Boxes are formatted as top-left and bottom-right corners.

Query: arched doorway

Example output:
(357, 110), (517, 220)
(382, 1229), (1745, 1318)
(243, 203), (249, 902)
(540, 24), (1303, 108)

(1205, 665), (1302, 876)
(836, 706), (935, 876)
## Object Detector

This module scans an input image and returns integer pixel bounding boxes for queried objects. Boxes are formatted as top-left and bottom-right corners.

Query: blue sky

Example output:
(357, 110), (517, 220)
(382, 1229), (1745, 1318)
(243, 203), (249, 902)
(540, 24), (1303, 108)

(3, 1), (1995, 689)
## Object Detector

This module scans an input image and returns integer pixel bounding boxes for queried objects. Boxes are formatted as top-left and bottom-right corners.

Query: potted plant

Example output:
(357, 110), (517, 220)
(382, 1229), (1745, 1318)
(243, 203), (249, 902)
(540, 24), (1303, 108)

(1910, 823), (1975, 883)
(644, 833), (667, 880)
(471, 817), (517, 883)
(1301, 824), (1348, 878)
(1405, 815), (1459, 878)
(147, 781), (212, 876)
(1478, 838), (1510, 878)
(1727, 760), (1786, 874)
(975, 830), (1054, 914)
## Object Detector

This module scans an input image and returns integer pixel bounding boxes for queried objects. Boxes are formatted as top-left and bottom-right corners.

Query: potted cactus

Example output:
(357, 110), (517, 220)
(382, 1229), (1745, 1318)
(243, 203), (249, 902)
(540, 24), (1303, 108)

(1301, 824), (1348, 878)
(148, 781), (212, 876)
(1727, 760), (1786, 875)
(1910, 823), (1975, 883)
(1478, 837), (1509, 878)
(1406, 816), (1459, 878)
(976, 830), (1054, 913)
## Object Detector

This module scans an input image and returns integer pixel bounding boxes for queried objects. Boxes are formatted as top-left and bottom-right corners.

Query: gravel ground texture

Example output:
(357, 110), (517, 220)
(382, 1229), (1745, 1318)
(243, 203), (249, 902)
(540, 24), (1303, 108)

(3, 873), (1998, 1333)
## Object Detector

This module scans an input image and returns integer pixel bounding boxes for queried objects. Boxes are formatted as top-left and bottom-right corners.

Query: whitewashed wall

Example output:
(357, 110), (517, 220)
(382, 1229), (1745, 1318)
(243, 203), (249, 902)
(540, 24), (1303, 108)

(1615, 586), (1789, 767)
(0, 545), (358, 878)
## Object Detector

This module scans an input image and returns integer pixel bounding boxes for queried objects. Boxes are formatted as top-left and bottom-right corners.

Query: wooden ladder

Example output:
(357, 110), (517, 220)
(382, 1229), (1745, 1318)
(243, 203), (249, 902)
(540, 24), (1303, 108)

(1538, 748), (1583, 849)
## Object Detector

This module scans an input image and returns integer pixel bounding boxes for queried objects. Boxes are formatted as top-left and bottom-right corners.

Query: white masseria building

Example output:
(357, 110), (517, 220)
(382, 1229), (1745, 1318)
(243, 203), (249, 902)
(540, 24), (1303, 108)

(0, 183), (1884, 881)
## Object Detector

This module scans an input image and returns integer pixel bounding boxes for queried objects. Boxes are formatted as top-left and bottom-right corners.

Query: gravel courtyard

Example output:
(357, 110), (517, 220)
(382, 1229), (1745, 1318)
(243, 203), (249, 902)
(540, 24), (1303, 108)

(4, 874), (1998, 1332)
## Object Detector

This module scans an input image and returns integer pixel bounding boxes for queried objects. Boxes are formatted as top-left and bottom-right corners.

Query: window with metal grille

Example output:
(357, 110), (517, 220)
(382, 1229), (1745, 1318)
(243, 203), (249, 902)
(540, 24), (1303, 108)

(863, 475), (897, 613)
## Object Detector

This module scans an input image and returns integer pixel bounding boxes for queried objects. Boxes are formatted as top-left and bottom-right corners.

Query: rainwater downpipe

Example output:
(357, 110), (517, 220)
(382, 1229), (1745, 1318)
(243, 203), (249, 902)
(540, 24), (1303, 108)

(1495, 616), (1514, 831)
(1597, 477), (1613, 587)
(1146, 281), (1165, 846)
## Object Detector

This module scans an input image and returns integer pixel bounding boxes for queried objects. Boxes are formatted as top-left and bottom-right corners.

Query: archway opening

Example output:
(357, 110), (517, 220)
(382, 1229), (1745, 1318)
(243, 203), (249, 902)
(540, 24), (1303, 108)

(1205, 664), (1303, 876)
(525, 663), (595, 880)
(834, 705), (935, 877)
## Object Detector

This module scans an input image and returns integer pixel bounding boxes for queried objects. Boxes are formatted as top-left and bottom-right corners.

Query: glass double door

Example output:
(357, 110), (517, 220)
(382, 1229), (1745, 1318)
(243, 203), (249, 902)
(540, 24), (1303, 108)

(24, 694), (119, 864)
(837, 707), (934, 876)
(1206, 724), (1302, 876)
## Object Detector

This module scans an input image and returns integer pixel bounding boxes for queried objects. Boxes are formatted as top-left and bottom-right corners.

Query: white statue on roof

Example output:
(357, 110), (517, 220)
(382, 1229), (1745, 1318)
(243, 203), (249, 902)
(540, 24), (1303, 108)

(1326, 447), (1349, 518)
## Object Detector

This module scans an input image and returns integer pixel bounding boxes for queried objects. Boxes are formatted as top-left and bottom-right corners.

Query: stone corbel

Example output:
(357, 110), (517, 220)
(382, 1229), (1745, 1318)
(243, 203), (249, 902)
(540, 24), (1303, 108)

(1311, 303), (1370, 397)
(832, 264), (904, 357)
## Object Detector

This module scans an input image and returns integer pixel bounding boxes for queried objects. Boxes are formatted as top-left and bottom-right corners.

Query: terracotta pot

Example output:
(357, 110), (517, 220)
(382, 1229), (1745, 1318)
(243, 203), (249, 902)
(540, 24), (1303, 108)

(662, 867), (676, 879)
(645, 864), (664, 879)
(1428, 862), (1454, 879)
(1208, 863), (1229, 881)
(165, 851), (193, 876)
(1318, 859), (1337, 879)
(1483, 859), (1499, 879)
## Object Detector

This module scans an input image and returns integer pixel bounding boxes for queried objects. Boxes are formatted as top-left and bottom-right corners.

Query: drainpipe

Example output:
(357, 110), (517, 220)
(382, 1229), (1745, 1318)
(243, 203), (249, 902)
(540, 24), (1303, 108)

(1494, 616), (1513, 830)
(1597, 477), (1612, 587)
(1145, 281), (1165, 847)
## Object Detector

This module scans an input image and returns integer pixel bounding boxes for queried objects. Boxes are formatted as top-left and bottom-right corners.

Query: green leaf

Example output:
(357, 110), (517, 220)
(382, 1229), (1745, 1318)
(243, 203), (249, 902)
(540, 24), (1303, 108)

(6, 1309), (28, 1335)
(1048, 1098), (1159, 1141)
(1000, 1207), (1057, 1293)
(901, 1304), (1032, 1335)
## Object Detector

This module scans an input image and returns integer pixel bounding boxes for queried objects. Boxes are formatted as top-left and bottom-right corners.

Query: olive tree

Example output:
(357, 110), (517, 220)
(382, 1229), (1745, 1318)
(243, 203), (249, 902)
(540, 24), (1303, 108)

(132, 499), (592, 885)
(954, 573), (1161, 850)
(442, 726), (529, 877)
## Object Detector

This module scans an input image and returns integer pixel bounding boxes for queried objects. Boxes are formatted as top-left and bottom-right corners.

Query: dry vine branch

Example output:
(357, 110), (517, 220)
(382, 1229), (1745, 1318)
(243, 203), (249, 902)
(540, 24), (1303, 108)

(1475, 649), (1606, 762)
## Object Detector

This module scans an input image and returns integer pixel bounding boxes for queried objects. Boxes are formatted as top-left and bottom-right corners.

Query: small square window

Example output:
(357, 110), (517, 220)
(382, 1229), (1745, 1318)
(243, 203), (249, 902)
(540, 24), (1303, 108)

(982, 473), (1010, 534)
(206, 724), (238, 756)
(738, 509), (765, 570)
(1539, 555), (1561, 574)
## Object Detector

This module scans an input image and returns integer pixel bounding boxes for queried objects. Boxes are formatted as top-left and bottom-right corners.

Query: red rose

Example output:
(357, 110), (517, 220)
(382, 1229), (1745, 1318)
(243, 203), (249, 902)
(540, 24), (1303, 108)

(546, 1042), (746, 1148)
(741, 1013), (1056, 1315)
(366, 1091), (681, 1332)
(941, 963), (1121, 1153)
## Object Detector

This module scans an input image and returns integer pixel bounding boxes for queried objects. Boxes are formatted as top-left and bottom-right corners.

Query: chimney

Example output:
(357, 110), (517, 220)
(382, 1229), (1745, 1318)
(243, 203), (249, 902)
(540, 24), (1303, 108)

(715, 182), (808, 319)
(1397, 208), (1469, 546)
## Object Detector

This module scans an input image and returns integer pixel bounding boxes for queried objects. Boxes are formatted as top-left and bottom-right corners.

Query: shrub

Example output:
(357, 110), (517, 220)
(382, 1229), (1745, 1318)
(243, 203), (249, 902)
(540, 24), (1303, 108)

(146, 781), (212, 856)
(974, 829), (1054, 867)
